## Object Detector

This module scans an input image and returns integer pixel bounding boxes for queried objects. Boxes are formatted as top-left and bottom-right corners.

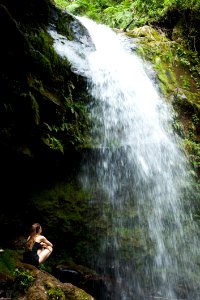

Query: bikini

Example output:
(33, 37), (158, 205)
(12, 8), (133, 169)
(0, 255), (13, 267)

(23, 241), (42, 267)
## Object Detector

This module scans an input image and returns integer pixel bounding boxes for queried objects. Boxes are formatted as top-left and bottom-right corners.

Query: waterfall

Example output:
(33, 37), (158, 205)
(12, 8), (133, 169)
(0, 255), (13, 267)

(49, 17), (200, 300)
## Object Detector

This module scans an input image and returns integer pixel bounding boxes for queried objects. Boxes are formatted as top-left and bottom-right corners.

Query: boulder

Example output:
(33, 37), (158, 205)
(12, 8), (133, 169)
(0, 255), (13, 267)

(14, 263), (95, 300)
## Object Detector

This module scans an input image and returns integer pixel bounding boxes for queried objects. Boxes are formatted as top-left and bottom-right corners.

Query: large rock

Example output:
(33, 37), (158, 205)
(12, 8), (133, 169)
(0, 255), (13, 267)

(53, 264), (111, 299)
(14, 263), (95, 300)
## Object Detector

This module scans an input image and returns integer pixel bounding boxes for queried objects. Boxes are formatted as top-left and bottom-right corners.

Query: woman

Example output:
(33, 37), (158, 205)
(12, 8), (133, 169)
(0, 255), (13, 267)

(23, 223), (53, 267)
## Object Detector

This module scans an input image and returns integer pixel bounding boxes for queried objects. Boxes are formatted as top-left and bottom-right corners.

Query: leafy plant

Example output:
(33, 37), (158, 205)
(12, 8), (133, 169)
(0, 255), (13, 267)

(13, 268), (35, 292)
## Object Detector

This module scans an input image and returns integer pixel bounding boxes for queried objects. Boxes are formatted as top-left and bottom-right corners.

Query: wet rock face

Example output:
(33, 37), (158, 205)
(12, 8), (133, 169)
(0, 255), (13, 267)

(53, 267), (85, 286)
(0, 4), (29, 74)
(0, 0), (51, 25)
(0, 275), (13, 299)
(0, 0), (92, 251)
(50, 5), (95, 52)
(53, 266), (112, 300)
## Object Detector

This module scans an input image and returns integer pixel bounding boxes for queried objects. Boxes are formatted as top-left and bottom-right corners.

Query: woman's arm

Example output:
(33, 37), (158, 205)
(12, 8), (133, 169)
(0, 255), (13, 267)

(40, 236), (53, 247)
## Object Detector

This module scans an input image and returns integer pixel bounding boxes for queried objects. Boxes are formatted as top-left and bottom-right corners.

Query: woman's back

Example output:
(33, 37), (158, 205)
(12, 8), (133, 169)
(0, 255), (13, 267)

(23, 223), (53, 267)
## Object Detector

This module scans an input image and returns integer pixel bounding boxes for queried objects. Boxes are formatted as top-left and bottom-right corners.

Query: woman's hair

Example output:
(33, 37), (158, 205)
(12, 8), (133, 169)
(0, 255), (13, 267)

(26, 223), (41, 250)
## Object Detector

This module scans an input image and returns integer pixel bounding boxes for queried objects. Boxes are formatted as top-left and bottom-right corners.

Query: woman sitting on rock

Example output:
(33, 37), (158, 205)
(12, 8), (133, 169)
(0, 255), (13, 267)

(23, 223), (53, 267)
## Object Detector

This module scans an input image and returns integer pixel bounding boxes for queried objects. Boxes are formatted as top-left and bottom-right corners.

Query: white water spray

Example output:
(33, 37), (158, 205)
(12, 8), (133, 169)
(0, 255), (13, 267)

(50, 17), (200, 299)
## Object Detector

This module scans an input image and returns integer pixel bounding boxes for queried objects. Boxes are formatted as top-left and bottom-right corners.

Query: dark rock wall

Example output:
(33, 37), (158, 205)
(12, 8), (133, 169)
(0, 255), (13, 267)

(0, 0), (91, 248)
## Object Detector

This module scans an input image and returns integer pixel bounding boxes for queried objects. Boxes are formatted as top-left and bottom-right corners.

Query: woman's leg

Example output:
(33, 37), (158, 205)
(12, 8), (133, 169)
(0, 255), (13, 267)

(38, 246), (53, 264)
(37, 249), (42, 255)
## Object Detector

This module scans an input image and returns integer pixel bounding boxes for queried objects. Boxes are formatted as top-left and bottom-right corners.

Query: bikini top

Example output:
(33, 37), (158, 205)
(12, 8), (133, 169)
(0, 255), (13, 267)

(32, 241), (42, 252)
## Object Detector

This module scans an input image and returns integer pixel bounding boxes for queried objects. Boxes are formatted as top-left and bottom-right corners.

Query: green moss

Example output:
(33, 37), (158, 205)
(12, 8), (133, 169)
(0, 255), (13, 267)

(23, 25), (91, 154)
(20, 92), (40, 125)
(31, 49), (53, 77)
(127, 25), (200, 188)
(0, 249), (17, 275)
(184, 139), (200, 157)
(131, 27), (200, 100)
(28, 180), (103, 265)
(74, 289), (93, 300)
(42, 134), (64, 154)
(47, 286), (65, 300)
(29, 31), (59, 78)
(55, 11), (74, 40)
(63, 285), (94, 300)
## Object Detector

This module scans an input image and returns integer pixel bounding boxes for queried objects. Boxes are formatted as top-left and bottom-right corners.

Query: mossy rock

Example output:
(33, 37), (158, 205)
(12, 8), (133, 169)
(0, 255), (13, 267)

(12, 263), (95, 300)
(50, 5), (92, 43)
(127, 25), (200, 116)
(126, 25), (200, 181)
(126, 25), (167, 42)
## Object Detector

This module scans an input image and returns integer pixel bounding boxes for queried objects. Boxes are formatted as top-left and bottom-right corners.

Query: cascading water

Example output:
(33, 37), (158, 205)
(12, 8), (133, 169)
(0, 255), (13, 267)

(50, 17), (200, 299)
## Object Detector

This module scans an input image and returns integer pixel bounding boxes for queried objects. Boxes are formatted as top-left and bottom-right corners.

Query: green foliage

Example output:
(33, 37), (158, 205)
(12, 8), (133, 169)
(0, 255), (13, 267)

(130, 0), (200, 24)
(54, 0), (200, 33)
(184, 139), (200, 159)
(184, 138), (200, 187)
(55, 0), (97, 18)
(42, 134), (64, 153)
(102, 1), (133, 28)
(13, 268), (35, 292)
(55, 0), (134, 27)
(39, 263), (52, 273)
(0, 249), (17, 275)
(192, 113), (200, 126)
(54, 0), (70, 9)
(47, 287), (65, 300)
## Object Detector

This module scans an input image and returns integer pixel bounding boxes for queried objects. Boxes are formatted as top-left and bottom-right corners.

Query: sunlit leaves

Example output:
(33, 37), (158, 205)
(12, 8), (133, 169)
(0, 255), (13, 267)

(55, 0), (200, 30)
